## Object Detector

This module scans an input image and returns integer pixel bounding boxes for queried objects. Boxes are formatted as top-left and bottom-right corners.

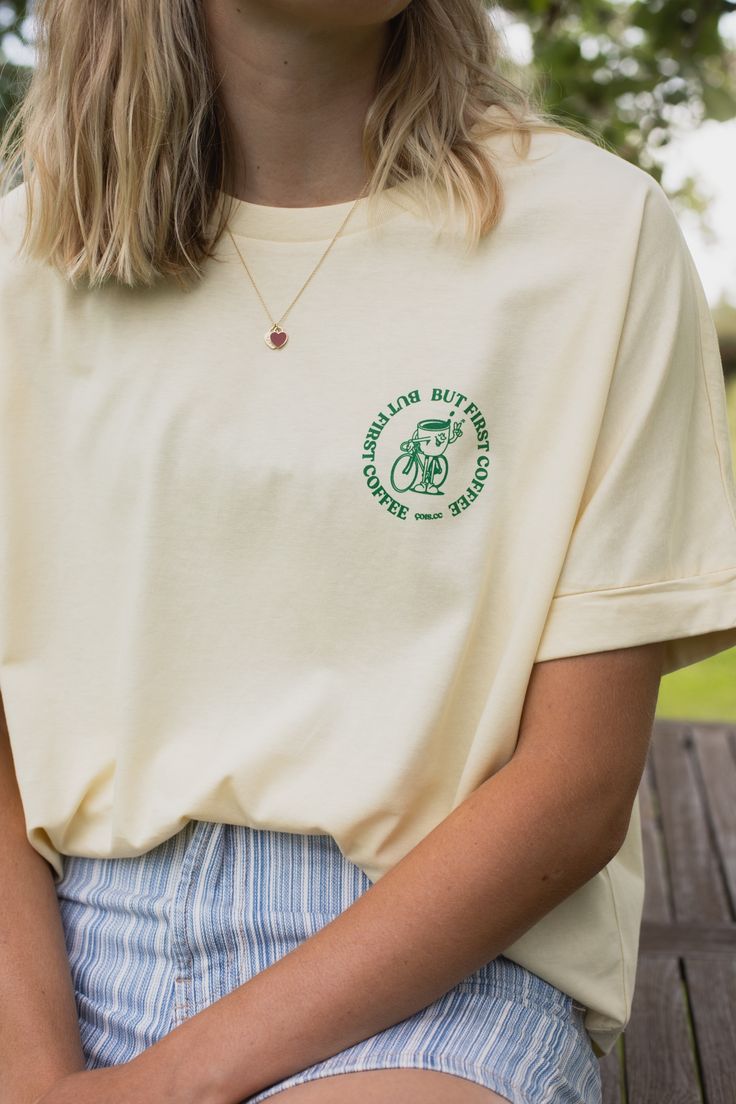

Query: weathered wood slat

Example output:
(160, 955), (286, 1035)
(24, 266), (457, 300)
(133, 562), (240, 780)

(599, 1040), (623, 1104)
(639, 920), (736, 954)
(690, 724), (736, 917)
(624, 955), (703, 1104)
(683, 953), (736, 1104)
(591, 724), (736, 1095)
(603, 721), (736, 1101)
(728, 725), (736, 764)
(650, 723), (730, 922)
(639, 757), (671, 923)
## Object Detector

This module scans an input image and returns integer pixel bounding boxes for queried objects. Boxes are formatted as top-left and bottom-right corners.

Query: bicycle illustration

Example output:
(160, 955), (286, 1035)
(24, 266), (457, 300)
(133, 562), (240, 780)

(390, 417), (465, 495)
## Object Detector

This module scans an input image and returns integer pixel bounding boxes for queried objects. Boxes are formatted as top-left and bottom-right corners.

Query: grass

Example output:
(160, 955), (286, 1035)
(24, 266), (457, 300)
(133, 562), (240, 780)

(657, 645), (736, 721)
(655, 374), (736, 722)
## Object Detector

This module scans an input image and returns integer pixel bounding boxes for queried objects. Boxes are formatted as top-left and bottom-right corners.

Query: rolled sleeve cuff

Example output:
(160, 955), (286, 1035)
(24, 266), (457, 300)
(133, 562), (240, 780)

(535, 565), (736, 675)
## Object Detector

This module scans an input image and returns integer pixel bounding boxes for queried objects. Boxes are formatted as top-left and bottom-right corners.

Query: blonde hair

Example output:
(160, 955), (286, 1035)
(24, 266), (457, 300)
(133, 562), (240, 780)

(0, 0), (599, 290)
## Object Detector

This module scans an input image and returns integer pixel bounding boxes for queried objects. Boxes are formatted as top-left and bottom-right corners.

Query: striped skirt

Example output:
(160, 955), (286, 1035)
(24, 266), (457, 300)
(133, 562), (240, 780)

(55, 818), (602, 1103)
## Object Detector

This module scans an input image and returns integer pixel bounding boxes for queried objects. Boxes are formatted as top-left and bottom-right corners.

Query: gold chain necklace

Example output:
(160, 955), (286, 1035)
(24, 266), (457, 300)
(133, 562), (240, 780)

(225, 181), (369, 350)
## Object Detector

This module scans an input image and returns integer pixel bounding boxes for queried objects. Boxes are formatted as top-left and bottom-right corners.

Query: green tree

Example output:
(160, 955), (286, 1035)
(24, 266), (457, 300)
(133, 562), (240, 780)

(496, 0), (736, 192)
(0, 1), (28, 134)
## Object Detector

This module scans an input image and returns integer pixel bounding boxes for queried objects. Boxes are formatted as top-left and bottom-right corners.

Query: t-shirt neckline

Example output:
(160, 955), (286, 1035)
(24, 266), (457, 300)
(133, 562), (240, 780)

(215, 179), (413, 243)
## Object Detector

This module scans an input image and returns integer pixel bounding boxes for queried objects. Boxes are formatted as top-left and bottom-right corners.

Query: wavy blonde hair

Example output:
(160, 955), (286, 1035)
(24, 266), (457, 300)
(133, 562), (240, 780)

(0, 0), (596, 290)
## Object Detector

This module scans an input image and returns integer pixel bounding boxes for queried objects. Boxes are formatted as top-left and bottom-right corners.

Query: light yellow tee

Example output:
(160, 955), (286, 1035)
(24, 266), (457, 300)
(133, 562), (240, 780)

(2, 125), (736, 1059)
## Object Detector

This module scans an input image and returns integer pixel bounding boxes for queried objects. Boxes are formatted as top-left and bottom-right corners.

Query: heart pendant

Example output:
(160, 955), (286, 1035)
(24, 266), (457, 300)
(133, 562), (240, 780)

(265, 326), (288, 350)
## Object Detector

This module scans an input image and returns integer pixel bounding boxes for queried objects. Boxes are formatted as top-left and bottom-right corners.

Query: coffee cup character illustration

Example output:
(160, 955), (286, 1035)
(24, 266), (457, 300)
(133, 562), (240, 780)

(390, 417), (464, 496)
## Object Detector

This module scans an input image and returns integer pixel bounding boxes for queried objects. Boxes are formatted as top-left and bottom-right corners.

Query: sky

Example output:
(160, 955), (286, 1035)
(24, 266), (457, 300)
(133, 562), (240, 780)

(655, 118), (736, 308)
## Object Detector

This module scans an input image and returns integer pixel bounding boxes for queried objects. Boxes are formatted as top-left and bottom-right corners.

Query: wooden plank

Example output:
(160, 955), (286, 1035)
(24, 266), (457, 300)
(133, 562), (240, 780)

(684, 954), (736, 1104)
(639, 757), (671, 923)
(639, 920), (736, 954)
(624, 724), (736, 1102)
(624, 955), (702, 1104)
(691, 724), (736, 917)
(650, 723), (730, 923)
(728, 725), (736, 764)
(599, 1040), (623, 1104)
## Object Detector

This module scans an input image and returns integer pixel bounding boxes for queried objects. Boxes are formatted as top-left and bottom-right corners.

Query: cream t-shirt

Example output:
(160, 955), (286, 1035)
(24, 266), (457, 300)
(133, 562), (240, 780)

(2, 125), (736, 1059)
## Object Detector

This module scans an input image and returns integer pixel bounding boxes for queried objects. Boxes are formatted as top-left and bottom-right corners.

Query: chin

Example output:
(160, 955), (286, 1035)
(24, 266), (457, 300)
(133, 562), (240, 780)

(258, 0), (413, 28)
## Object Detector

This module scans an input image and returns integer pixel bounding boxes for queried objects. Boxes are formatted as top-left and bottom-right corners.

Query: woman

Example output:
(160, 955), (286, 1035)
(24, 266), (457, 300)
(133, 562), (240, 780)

(1, 2), (735, 1102)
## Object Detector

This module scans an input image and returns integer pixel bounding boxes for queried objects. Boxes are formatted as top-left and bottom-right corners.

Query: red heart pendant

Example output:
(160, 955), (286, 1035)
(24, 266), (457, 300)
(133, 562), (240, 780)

(266, 327), (288, 349)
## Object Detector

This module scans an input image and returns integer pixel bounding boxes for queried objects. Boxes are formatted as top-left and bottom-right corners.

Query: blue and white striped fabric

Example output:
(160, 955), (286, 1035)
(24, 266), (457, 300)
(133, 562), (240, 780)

(55, 819), (602, 1103)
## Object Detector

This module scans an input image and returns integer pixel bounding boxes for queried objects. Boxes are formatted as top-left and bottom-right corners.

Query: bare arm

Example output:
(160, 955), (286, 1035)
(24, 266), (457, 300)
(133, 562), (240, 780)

(128, 640), (664, 1104)
(0, 688), (86, 1104)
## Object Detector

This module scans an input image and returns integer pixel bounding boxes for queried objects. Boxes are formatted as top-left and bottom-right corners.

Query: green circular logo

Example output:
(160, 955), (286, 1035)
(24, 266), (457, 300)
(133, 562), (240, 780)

(360, 386), (491, 521)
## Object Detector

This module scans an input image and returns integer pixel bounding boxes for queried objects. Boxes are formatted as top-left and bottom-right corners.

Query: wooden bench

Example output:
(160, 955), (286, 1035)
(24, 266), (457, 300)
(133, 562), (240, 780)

(599, 717), (736, 1104)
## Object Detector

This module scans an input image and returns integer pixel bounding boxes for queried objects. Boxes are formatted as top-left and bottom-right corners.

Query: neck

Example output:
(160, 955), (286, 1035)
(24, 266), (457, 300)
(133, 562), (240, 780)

(204, 1), (395, 208)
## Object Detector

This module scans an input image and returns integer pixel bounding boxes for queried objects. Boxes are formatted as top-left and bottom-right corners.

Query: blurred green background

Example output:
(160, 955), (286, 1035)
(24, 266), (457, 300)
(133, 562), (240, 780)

(1, 0), (735, 719)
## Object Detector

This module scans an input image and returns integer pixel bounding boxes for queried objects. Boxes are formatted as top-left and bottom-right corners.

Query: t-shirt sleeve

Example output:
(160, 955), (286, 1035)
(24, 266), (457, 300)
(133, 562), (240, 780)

(535, 177), (736, 676)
